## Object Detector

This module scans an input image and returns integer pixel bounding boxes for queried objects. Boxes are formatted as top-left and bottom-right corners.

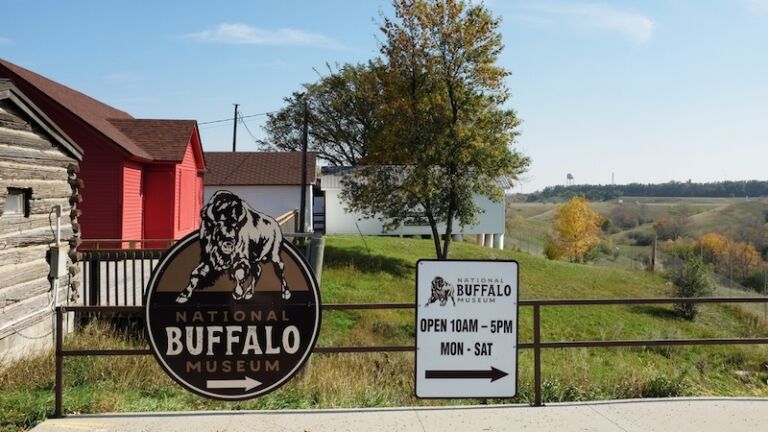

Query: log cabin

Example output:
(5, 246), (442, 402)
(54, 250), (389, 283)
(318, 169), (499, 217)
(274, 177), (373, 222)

(0, 80), (82, 362)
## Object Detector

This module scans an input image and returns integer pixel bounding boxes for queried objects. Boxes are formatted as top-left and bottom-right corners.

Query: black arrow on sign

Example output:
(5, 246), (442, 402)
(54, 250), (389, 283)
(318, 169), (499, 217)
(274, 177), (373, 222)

(425, 367), (508, 382)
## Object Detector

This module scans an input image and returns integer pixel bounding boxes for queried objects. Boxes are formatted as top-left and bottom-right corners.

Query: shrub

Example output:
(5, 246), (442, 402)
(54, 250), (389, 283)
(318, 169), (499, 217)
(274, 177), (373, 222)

(601, 217), (619, 234)
(642, 375), (686, 397)
(653, 216), (691, 241)
(742, 270), (767, 293)
(609, 206), (640, 229)
(544, 237), (565, 260)
(627, 231), (654, 246)
(666, 251), (713, 320)
(584, 244), (602, 262)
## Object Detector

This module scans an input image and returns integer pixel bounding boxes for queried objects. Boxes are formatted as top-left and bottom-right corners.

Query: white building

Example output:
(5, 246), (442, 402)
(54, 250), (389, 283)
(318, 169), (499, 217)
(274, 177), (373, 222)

(204, 152), (315, 232)
(317, 167), (507, 249)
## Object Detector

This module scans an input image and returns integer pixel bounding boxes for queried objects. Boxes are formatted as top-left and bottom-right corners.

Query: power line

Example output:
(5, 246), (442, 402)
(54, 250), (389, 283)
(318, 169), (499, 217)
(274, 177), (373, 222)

(200, 116), (266, 130)
(198, 111), (275, 125)
(239, 113), (262, 145)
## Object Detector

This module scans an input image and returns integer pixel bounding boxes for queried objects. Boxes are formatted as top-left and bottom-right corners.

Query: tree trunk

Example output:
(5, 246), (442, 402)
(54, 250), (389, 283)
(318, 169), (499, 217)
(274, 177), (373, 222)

(425, 207), (444, 260)
(442, 195), (456, 259)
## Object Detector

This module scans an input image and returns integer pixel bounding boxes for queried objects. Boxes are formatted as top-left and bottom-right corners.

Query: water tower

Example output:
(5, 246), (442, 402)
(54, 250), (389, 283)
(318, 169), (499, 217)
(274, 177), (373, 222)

(566, 173), (574, 186)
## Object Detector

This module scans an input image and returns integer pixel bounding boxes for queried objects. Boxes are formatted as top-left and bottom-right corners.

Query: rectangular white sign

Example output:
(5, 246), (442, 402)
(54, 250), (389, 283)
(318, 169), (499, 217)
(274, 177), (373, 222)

(415, 260), (518, 398)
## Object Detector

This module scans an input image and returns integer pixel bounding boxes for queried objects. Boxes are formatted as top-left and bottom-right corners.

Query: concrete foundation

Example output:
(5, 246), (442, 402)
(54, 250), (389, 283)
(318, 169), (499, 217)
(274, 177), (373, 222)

(0, 309), (74, 366)
(493, 233), (504, 250)
(484, 233), (494, 248)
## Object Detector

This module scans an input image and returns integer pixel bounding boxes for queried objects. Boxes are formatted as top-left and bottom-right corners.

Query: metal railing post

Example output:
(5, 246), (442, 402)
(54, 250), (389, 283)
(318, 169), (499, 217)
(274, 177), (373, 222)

(309, 236), (325, 284)
(533, 303), (542, 407)
(88, 257), (99, 306)
(54, 306), (64, 418)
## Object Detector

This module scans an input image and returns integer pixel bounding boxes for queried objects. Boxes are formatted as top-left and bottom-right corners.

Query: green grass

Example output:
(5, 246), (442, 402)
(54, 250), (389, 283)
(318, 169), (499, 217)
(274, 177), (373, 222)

(687, 199), (768, 237)
(2, 235), (768, 431)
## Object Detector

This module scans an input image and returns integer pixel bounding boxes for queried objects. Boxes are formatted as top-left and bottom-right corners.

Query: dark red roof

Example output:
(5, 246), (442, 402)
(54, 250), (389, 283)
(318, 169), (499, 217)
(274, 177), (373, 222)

(110, 119), (196, 162)
(0, 58), (199, 163)
(205, 152), (317, 186)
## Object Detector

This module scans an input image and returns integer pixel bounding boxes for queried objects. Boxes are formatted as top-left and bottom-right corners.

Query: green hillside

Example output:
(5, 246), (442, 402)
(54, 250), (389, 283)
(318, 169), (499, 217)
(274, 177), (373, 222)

(1, 236), (767, 432)
(505, 196), (760, 265)
(688, 199), (768, 237)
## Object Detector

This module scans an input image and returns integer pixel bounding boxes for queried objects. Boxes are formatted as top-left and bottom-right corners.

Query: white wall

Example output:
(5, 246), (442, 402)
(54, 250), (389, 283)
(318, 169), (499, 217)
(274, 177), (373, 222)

(204, 185), (313, 232)
(322, 189), (504, 236)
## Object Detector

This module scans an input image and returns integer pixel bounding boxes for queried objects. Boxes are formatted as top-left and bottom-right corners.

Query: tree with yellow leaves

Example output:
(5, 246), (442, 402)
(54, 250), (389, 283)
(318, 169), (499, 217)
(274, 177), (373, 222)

(694, 232), (761, 279)
(550, 197), (603, 262)
(693, 232), (730, 268)
(729, 241), (760, 280)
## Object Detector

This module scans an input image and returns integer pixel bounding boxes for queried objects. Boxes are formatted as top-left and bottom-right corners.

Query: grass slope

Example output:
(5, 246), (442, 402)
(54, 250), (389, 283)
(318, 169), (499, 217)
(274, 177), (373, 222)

(687, 199), (768, 237)
(1, 236), (767, 432)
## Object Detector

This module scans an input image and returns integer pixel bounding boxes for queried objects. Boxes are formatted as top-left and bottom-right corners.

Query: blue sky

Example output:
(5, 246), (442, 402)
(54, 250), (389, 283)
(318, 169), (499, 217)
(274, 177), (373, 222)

(1, 0), (766, 191)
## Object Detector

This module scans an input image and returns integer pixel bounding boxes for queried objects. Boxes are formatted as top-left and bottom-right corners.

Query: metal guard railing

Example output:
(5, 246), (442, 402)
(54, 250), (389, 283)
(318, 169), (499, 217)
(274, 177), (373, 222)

(54, 296), (768, 417)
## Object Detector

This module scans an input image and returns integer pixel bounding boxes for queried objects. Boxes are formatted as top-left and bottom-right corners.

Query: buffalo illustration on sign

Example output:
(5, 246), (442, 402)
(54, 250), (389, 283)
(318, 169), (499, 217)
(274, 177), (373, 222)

(425, 276), (455, 307)
(176, 190), (290, 304)
(145, 191), (321, 400)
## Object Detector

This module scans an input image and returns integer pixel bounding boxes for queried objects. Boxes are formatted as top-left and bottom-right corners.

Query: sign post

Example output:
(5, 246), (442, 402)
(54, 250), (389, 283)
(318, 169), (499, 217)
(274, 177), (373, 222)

(415, 259), (518, 398)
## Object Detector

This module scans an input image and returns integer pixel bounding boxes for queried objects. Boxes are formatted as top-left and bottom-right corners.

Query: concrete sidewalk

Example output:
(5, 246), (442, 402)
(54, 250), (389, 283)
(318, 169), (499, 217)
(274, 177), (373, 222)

(31, 398), (768, 432)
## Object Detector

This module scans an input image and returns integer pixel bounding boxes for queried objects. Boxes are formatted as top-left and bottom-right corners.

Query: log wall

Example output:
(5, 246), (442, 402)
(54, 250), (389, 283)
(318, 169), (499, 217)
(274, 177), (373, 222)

(0, 99), (81, 362)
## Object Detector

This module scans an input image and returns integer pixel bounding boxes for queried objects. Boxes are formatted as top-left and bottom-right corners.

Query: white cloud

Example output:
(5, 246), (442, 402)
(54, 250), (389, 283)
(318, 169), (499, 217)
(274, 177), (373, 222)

(185, 23), (344, 49)
(746, 0), (768, 14)
(0, 37), (11, 45)
(521, 2), (654, 45)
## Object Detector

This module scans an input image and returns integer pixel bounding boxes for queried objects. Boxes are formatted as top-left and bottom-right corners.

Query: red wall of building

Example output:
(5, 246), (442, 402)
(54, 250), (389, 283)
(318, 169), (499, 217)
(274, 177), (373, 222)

(78, 138), (124, 239)
(122, 162), (143, 239)
(173, 143), (203, 238)
(0, 72), (125, 239)
(143, 166), (174, 240)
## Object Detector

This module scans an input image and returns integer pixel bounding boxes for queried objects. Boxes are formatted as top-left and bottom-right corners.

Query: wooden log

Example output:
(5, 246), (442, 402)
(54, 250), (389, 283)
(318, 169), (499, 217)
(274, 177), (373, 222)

(0, 144), (76, 166)
(0, 182), (72, 202)
(0, 283), (69, 333)
(0, 104), (32, 132)
(0, 213), (72, 236)
(0, 276), (51, 313)
(0, 259), (49, 292)
(0, 164), (68, 182)
(29, 198), (71, 215)
(0, 118), (31, 132)
(0, 224), (73, 246)
(0, 128), (56, 150)
(0, 244), (49, 265)
(0, 180), (73, 200)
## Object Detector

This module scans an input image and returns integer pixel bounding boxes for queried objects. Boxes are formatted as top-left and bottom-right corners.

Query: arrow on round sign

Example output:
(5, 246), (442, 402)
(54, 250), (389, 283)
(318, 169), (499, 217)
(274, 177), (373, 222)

(206, 376), (262, 391)
(425, 367), (508, 382)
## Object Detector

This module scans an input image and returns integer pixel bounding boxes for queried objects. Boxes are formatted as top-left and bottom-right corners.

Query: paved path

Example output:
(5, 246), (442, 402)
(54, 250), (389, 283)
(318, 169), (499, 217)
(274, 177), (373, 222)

(31, 398), (768, 432)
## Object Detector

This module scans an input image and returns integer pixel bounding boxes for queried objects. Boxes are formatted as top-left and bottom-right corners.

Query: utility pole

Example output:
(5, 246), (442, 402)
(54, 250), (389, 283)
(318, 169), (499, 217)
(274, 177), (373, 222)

(299, 98), (309, 234)
(232, 103), (239, 152)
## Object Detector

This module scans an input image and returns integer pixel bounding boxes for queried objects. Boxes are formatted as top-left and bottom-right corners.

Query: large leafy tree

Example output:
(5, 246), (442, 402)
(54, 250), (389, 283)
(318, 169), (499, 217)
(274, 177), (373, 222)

(550, 197), (603, 262)
(341, 0), (530, 260)
(261, 62), (383, 166)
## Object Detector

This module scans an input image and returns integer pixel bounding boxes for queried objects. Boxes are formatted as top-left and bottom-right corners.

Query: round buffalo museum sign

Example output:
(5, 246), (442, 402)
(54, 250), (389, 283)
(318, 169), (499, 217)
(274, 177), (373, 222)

(145, 191), (321, 400)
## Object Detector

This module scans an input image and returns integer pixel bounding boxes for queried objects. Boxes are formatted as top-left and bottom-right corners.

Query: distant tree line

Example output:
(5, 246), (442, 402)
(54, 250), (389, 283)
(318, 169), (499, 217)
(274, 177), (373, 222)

(526, 181), (768, 202)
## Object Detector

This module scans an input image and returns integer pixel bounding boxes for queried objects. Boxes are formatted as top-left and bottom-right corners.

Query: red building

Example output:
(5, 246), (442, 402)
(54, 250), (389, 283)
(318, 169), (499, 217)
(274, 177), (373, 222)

(0, 59), (206, 245)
